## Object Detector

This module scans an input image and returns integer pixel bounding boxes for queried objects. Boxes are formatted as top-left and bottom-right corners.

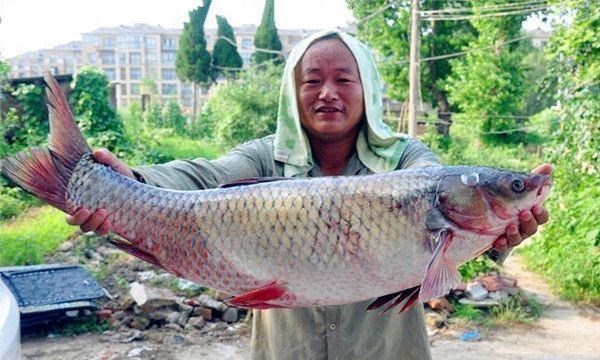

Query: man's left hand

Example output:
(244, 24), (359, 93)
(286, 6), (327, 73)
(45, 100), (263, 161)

(492, 164), (552, 251)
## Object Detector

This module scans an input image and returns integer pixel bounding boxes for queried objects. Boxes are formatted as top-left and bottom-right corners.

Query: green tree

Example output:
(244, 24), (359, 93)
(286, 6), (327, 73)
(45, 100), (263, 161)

(70, 66), (126, 150)
(176, 0), (214, 116)
(163, 99), (187, 134)
(347, 0), (476, 136)
(253, 0), (283, 64)
(144, 102), (163, 128)
(212, 15), (243, 77)
(445, 1), (532, 142)
(197, 63), (283, 146)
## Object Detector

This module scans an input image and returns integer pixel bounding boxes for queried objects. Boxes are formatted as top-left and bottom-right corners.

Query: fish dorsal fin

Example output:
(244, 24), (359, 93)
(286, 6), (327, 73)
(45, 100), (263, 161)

(226, 282), (288, 309)
(219, 177), (291, 188)
(418, 229), (462, 302)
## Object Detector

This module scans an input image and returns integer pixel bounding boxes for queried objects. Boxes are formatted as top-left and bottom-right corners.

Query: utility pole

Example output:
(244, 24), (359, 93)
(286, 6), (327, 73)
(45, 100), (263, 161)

(408, 0), (421, 137)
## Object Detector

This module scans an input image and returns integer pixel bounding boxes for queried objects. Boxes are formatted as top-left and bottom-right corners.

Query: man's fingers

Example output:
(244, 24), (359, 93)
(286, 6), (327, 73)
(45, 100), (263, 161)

(66, 208), (92, 226)
(532, 205), (549, 225)
(96, 218), (112, 236)
(493, 236), (508, 251)
(519, 210), (538, 238)
(506, 223), (523, 248)
(80, 209), (108, 233)
(532, 163), (553, 175)
(92, 149), (134, 179)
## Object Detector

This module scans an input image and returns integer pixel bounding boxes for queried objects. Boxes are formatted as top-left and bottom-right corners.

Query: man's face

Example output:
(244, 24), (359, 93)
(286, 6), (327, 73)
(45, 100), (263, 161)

(295, 38), (365, 143)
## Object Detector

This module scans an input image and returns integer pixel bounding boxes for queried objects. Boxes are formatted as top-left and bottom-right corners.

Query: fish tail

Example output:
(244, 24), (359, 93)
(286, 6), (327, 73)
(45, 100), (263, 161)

(0, 71), (91, 213)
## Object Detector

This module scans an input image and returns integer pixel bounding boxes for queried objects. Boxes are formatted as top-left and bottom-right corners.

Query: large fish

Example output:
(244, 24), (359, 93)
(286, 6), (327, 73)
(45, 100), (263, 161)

(1, 74), (550, 312)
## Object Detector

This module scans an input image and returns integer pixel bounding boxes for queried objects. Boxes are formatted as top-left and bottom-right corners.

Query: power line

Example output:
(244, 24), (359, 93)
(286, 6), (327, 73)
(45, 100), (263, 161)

(421, 0), (546, 16)
(424, 6), (547, 21)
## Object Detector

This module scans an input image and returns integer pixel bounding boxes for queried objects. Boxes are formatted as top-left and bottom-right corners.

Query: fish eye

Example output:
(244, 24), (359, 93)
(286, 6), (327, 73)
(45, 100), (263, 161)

(511, 179), (525, 193)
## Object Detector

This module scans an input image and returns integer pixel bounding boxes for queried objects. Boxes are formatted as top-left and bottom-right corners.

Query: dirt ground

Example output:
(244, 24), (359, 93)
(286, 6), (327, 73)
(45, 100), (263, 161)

(21, 254), (600, 360)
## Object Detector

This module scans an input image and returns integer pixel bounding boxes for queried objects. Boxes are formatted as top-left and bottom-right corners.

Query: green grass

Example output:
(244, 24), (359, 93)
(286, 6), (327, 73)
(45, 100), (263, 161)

(452, 292), (542, 327)
(0, 206), (75, 266)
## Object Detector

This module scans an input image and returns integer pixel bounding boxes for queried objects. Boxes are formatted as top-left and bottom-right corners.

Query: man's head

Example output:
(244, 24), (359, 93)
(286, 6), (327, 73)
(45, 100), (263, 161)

(294, 36), (365, 143)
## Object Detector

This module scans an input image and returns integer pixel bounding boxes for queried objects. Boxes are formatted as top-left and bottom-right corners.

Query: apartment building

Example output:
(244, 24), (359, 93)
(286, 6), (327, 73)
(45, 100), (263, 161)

(8, 24), (318, 112)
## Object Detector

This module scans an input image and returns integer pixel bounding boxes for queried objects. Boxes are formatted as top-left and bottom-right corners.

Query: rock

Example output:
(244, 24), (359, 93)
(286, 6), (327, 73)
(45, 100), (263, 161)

(215, 291), (231, 301)
(178, 279), (202, 293)
(489, 290), (509, 302)
(201, 307), (213, 321)
(478, 274), (504, 292)
(97, 246), (119, 257)
(184, 298), (201, 307)
(136, 271), (157, 282)
(466, 281), (488, 301)
(222, 307), (239, 323)
(118, 330), (143, 343)
(427, 298), (452, 311)
(504, 286), (520, 296)
(65, 310), (79, 317)
(177, 311), (191, 327)
(188, 316), (206, 329)
(59, 241), (73, 252)
(425, 311), (447, 328)
(113, 311), (127, 321)
(499, 275), (517, 288)
(96, 309), (113, 322)
(84, 249), (104, 261)
(169, 334), (190, 345)
(197, 294), (227, 312)
(129, 316), (150, 330)
(164, 311), (180, 324)
(129, 282), (181, 309)
(147, 311), (169, 323)
(459, 298), (501, 308)
(178, 303), (194, 313)
(120, 296), (135, 311)
(192, 306), (204, 317)
(163, 323), (183, 331)
(127, 346), (152, 358)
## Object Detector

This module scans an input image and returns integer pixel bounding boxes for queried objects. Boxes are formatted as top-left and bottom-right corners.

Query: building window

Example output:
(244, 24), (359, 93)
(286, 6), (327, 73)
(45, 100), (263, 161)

(162, 68), (176, 80)
(120, 84), (127, 95)
(181, 84), (193, 97)
(100, 52), (115, 65)
(146, 67), (158, 78)
(182, 97), (192, 107)
(87, 53), (97, 64)
(120, 67), (127, 80)
(161, 83), (177, 95)
(131, 36), (142, 49)
(162, 38), (177, 50)
(241, 38), (253, 50)
(118, 53), (127, 64)
(130, 52), (141, 65)
(103, 37), (116, 48)
(161, 51), (176, 65)
(104, 68), (116, 81)
(130, 67), (142, 80)
(146, 52), (157, 64)
(145, 36), (157, 49)
(130, 83), (140, 95)
(83, 35), (99, 45)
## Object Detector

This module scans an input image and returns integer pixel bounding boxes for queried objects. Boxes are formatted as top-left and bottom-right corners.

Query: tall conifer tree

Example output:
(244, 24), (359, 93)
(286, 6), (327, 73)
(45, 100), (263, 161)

(212, 15), (243, 77)
(176, 0), (213, 114)
(253, 0), (283, 64)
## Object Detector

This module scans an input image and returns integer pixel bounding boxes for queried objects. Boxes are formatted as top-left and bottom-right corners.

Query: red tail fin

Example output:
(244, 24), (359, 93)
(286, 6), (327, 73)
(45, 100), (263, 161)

(0, 71), (91, 213)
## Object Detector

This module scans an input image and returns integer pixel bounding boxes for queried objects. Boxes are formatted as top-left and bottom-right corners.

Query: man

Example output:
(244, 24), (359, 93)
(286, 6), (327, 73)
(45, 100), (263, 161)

(68, 30), (550, 359)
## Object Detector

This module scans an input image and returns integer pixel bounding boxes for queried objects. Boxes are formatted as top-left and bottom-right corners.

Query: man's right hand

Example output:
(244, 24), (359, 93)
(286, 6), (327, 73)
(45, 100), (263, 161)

(65, 149), (134, 235)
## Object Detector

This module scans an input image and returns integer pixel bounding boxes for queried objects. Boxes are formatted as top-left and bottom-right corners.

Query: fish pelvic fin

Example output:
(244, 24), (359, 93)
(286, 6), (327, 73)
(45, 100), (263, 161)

(418, 229), (462, 303)
(225, 282), (288, 309)
(0, 72), (91, 213)
(367, 285), (421, 314)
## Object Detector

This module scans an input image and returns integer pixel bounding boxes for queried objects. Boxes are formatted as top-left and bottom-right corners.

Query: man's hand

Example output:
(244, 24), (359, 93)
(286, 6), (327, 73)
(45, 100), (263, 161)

(492, 164), (552, 251)
(65, 149), (135, 235)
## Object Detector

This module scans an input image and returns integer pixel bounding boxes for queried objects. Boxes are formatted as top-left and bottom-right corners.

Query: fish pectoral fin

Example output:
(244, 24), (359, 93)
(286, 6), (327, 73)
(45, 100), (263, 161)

(107, 236), (165, 271)
(418, 229), (462, 303)
(367, 285), (421, 314)
(226, 281), (287, 309)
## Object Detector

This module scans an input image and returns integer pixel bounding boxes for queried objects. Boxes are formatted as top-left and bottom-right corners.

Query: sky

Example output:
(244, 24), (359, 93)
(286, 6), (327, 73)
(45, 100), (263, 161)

(0, 0), (356, 58)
